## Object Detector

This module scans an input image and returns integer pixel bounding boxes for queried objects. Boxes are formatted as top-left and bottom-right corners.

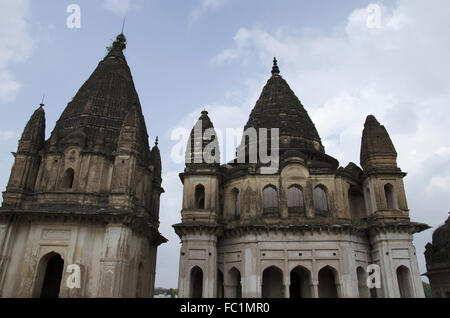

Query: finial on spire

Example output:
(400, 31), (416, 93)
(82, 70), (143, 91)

(271, 57), (280, 76)
(121, 16), (126, 34)
(155, 136), (159, 146)
(40, 94), (45, 108)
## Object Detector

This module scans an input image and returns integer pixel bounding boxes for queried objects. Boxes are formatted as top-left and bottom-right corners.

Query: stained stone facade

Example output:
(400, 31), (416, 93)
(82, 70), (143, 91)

(0, 34), (166, 298)
(425, 214), (450, 298)
(174, 59), (429, 298)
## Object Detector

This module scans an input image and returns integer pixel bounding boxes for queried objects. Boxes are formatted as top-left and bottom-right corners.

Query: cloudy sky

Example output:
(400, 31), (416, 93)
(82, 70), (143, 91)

(0, 0), (449, 289)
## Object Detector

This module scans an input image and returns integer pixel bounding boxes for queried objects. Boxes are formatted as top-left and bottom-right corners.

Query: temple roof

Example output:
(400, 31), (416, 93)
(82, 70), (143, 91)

(185, 111), (220, 166)
(432, 214), (450, 248)
(242, 58), (324, 155)
(18, 104), (46, 154)
(360, 115), (397, 169)
(47, 33), (150, 159)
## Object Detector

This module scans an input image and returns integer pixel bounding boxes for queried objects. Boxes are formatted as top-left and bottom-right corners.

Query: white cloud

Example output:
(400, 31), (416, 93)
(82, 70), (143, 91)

(189, 0), (227, 25)
(103, 0), (131, 16)
(205, 0), (450, 276)
(0, 131), (19, 142)
(0, 0), (35, 104)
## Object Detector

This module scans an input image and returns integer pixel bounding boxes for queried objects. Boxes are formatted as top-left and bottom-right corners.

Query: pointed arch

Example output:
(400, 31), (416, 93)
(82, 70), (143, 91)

(226, 267), (242, 298)
(62, 168), (75, 189)
(396, 265), (412, 298)
(195, 184), (205, 209)
(357, 266), (370, 298)
(262, 266), (284, 298)
(313, 185), (329, 215)
(33, 252), (65, 298)
(262, 185), (278, 208)
(318, 265), (338, 298)
(287, 185), (304, 208)
(384, 183), (398, 210)
(190, 266), (203, 298)
(289, 265), (312, 298)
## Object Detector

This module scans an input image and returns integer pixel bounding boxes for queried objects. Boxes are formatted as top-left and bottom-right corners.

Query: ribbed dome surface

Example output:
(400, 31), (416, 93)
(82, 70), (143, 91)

(49, 34), (150, 156)
(360, 115), (397, 165)
(433, 215), (450, 248)
(242, 59), (324, 155)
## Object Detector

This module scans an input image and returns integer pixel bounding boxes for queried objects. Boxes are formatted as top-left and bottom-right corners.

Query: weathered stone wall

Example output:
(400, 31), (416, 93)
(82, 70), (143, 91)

(0, 220), (155, 298)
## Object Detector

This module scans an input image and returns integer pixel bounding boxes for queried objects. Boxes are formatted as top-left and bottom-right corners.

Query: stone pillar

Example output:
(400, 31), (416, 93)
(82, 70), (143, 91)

(242, 244), (261, 298)
(305, 180), (314, 218)
(284, 283), (290, 298)
(97, 224), (131, 298)
(311, 281), (319, 298)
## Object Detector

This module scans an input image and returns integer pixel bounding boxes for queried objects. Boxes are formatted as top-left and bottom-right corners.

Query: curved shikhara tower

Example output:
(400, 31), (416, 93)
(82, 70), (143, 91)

(174, 59), (429, 298)
(0, 34), (166, 298)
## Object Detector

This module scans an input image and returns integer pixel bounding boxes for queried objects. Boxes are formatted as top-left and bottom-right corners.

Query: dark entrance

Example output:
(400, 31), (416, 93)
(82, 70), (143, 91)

(40, 254), (64, 298)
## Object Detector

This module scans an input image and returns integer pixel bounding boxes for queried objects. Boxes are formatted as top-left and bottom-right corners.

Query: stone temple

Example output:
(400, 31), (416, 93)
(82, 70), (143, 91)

(174, 59), (429, 298)
(0, 34), (166, 298)
(425, 214), (450, 297)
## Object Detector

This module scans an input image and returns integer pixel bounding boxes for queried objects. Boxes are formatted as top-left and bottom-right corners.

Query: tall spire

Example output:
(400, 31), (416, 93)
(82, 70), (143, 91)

(271, 57), (280, 76)
(50, 32), (150, 160)
(241, 58), (326, 157)
(18, 104), (46, 154)
(360, 115), (399, 172)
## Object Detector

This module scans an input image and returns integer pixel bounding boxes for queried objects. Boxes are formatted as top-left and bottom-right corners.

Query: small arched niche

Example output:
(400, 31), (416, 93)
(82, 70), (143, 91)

(195, 184), (205, 209)
(313, 185), (329, 216)
(287, 185), (305, 216)
(357, 266), (370, 298)
(396, 265), (412, 298)
(190, 266), (203, 298)
(384, 183), (398, 210)
(262, 185), (279, 216)
(62, 168), (75, 189)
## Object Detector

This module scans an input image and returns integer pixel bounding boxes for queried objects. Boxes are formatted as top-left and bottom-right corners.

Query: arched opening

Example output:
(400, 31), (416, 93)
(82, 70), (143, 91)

(262, 186), (278, 208)
(349, 187), (366, 219)
(217, 270), (224, 298)
(190, 266), (203, 298)
(195, 184), (205, 209)
(227, 267), (242, 298)
(396, 266), (412, 298)
(287, 185), (304, 208)
(318, 266), (338, 298)
(232, 188), (240, 219)
(287, 185), (304, 216)
(38, 253), (64, 298)
(62, 168), (75, 189)
(313, 186), (329, 216)
(384, 183), (398, 210)
(262, 266), (284, 298)
(289, 266), (312, 298)
(357, 266), (370, 298)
